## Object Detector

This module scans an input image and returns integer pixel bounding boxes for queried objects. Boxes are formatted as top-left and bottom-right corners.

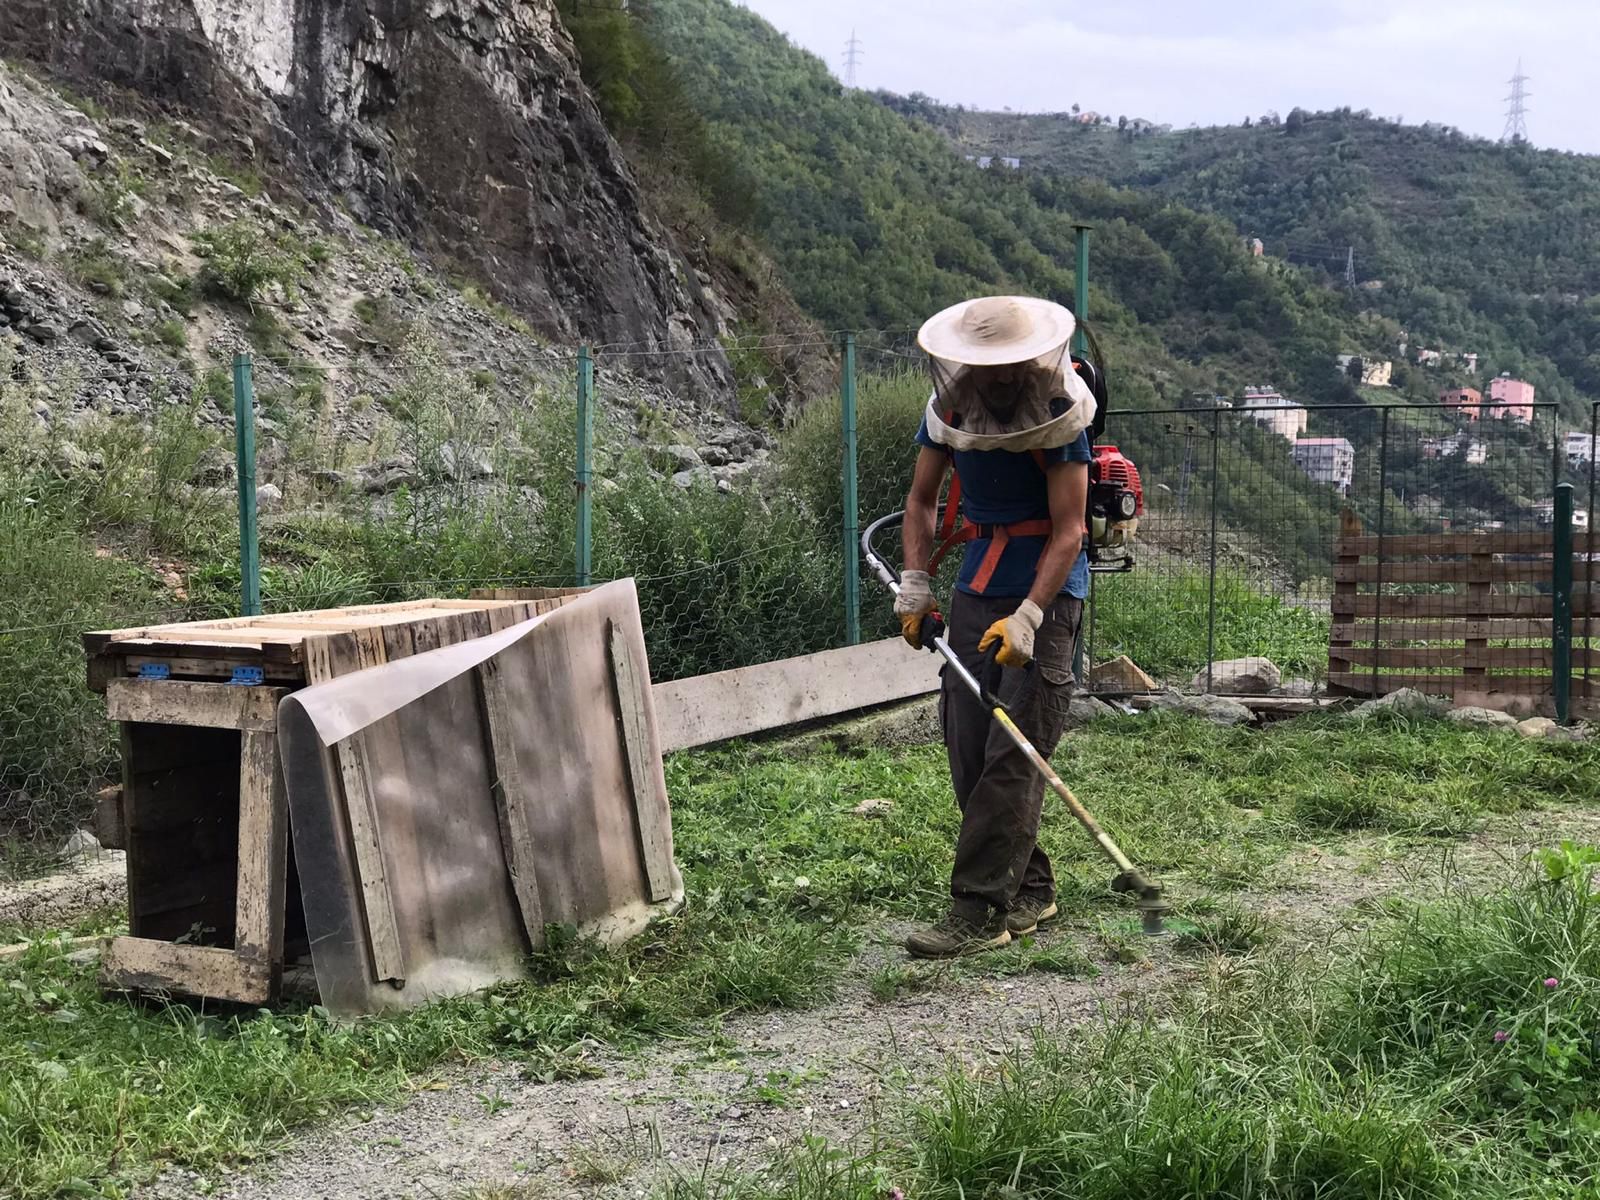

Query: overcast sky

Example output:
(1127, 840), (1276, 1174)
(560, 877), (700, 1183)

(737, 0), (1599, 154)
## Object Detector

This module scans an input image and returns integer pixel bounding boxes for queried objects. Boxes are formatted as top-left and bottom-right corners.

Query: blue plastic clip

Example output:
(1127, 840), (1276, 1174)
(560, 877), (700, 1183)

(228, 666), (265, 687)
(137, 663), (171, 681)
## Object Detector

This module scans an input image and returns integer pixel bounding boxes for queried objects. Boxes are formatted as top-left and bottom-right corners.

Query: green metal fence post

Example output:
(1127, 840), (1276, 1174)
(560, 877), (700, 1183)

(1072, 223), (1091, 681)
(1071, 224), (1091, 355)
(1553, 481), (1574, 724)
(232, 352), (261, 617)
(576, 345), (594, 586)
(840, 332), (861, 646)
(1205, 407), (1221, 693)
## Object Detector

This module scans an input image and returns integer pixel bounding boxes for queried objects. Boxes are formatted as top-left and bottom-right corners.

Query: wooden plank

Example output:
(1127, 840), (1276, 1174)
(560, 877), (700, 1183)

(652, 637), (945, 753)
(1465, 551), (1492, 687)
(1335, 559), (1555, 584)
(473, 653), (546, 948)
(305, 635), (406, 985)
(1330, 618), (1600, 641)
(380, 622), (416, 661)
(91, 638), (301, 665)
(100, 937), (269, 1004)
(609, 621), (673, 902)
(1330, 646), (1591, 670)
(1336, 531), (1597, 556)
(234, 730), (288, 1001)
(105, 679), (287, 732)
(121, 655), (301, 683)
(1327, 672), (1555, 696)
(107, 627), (314, 646)
(1328, 509), (1363, 696)
(410, 617), (445, 655)
(351, 627), (388, 671)
(1331, 593), (1600, 617)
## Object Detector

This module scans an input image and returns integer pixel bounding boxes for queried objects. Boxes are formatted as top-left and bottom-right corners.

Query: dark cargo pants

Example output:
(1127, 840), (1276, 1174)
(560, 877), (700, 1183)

(939, 589), (1082, 921)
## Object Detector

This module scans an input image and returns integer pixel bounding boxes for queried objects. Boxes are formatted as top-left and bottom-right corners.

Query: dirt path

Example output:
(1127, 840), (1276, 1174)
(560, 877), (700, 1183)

(137, 806), (1600, 1200)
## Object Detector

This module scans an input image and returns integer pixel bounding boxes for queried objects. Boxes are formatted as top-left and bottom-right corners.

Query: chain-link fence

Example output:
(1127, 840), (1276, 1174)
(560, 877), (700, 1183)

(4, 328), (1594, 861)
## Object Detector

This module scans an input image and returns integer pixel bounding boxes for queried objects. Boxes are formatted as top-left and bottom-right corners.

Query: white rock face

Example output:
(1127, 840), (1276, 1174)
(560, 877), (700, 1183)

(190, 0), (297, 95)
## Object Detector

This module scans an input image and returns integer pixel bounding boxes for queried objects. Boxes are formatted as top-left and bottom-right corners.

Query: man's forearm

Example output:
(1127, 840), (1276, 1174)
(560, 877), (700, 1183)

(1026, 526), (1084, 609)
(904, 496), (936, 574)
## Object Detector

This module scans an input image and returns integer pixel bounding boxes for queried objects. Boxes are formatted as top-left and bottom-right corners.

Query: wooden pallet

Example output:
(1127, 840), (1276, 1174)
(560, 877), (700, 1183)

(1327, 524), (1596, 710)
(87, 592), (584, 1005)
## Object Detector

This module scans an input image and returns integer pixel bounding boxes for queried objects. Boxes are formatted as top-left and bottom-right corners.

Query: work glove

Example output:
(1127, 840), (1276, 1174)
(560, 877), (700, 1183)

(895, 569), (937, 649)
(979, 598), (1043, 669)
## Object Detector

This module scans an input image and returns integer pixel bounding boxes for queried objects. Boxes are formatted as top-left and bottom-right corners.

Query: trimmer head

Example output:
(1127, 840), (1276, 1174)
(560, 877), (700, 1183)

(1111, 869), (1171, 936)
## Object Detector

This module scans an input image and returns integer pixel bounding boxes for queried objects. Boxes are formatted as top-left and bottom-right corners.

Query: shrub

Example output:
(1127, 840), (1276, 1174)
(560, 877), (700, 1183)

(191, 220), (303, 304)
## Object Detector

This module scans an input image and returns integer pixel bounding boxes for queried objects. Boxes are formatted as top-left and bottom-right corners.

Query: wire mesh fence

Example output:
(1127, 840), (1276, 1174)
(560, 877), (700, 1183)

(3, 326), (1595, 860)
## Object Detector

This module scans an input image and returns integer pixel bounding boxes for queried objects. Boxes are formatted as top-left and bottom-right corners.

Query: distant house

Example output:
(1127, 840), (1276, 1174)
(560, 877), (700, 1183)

(1249, 237), (1264, 257)
(1422, 435), (1488, 464)
(1416, 348), (1443, 367)
(1565, 431), (1598, 466)
(1000, 156), (1021, 169)
(1293, 437), (1356, 494)
(1440, 386), (1483, 420)
(1238, 386), (1307, 442)
(1335, 354), (1394, 387)
(1459, 352), (1479, 375)
(1487, 374), (1535, 423)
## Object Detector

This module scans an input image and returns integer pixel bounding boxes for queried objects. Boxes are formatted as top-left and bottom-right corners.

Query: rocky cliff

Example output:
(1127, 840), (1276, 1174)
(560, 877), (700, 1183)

(0, 0), (731, 397)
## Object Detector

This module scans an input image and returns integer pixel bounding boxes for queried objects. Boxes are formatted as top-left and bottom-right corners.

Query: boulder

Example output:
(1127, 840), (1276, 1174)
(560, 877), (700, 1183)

(23, 321), (62, 344)
(1089, 655), (1156, 693)
(1151, 691), (1252, 726)
(1516, 717), (1559, 739)
(1065, 694), (1117, 727)
(671, 466), (714, 489)
(663, 444), (703, 471)
(440, 441), (493, 480)
(255, 483), (283, 512)
(59, 829), (103, 859)
(1446, 706), (1518, 731)
(1352, 688), (1448, 720)
(1280, 678), (1318, 698)
(1193, 656), (1281, 695)
(361, 461), (422, 494)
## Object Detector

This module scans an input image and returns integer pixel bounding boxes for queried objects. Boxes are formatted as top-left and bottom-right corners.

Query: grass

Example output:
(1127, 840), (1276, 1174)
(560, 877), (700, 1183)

(678, 849), (1600, 1199)
(2, 717), (1598, 1195)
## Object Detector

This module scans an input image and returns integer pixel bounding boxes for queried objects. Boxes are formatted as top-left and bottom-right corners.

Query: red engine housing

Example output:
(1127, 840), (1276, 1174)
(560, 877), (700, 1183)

(1092, 444), (1144, 516)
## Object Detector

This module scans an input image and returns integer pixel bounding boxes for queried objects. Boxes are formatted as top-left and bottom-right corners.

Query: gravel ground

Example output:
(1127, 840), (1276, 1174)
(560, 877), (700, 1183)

(132, 805), (1600, 1200)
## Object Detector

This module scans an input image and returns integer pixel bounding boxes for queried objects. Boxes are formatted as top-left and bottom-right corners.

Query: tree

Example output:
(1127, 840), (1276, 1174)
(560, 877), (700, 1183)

(1286, 107), (1308, 133)
(1071, 102), (1080, 115)
(1243, 116), (1253, 128)
(1118, 114), (1128, 131)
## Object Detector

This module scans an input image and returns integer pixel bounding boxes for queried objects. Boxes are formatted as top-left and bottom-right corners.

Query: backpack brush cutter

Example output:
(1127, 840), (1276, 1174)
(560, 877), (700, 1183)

(861, 509), (1170, 935)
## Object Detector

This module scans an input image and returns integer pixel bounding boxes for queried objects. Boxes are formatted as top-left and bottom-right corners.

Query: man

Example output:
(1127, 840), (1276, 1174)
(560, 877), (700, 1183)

(895, 296), (1095, 958)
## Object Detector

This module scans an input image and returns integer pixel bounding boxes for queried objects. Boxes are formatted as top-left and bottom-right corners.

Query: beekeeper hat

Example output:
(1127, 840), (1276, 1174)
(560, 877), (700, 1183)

(918, 296), (1096, 453)
(917, 296), (1075, 366)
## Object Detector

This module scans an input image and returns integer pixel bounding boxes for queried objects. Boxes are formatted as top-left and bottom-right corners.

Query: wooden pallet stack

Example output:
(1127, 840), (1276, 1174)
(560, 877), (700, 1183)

(82, 592), (583, 1004)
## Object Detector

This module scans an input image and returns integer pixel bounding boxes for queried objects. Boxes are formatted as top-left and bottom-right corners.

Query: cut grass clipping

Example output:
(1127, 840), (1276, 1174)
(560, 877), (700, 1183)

(2, 716), (1598, 1196)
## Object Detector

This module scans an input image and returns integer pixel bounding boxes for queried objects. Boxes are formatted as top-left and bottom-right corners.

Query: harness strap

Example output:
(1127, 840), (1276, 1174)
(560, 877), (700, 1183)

(929, 422), (1057, 592)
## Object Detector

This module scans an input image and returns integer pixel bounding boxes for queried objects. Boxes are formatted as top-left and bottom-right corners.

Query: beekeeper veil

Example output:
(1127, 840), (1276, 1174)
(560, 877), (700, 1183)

(918, 296), (1097, 452)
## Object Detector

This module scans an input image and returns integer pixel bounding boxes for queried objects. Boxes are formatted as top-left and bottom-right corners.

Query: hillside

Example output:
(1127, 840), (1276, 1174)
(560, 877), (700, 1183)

(920, 103), (1600, 422)
(642, 0), (1573, 558)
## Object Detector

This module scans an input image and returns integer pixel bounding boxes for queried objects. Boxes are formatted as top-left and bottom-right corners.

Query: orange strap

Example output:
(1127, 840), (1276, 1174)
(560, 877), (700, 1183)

(929, 446), (1055, 592)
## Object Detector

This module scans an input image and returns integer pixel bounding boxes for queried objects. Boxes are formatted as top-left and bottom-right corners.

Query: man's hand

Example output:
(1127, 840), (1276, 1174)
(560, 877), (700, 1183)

(979, 599), (1043, 668)
(895, 569), (937, 649)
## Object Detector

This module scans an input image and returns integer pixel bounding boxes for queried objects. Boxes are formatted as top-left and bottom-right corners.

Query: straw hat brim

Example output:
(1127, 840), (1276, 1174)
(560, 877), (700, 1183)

(917, 296), (1076, 366)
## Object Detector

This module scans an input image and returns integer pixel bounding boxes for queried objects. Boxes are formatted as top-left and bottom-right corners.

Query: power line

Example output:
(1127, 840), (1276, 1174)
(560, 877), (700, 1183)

(1502, 59), (1531, 143)
(842, 29), (863, 88)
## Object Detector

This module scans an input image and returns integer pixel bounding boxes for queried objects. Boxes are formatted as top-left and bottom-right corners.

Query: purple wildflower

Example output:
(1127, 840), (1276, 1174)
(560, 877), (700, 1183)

(888, 1189), (905, 1200)
(1544, 977), (1560, 989)
(1493, 1030), (1510, 1043)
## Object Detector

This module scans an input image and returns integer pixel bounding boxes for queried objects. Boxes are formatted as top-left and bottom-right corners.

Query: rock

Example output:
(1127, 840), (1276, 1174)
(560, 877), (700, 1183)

(1194, 657), (1281, 695)
(663, 444), (703, 471)
(65, 945), (102, 967)
(254, 483), (283, 511)
(1089, 655), (1156, 693)
(121, 299), (145, 322)
(715, 477), (732, 494)
(51, 441), (91, 473)
(30, 399), (50, 422)
(109, 118), (147, 139)
(1150, 691), (1252, 725)
(1516, 717), (1559, 739)
(699, 443), (733, 467)
(361, 461), (423, 494)
(851, 798), (893, 817)
(60, 829), (102, 859)
(1446, 706), (1518, 731)
(1280, 678), (1318, 698)
(671, 466), (713, 489)
(194, 450), (235, 487)
(24, 321), (62, 344)
(313, 469), (349, 490)
(1065, 694), (1116, 726)
(1352, 688), (1448, 720)
(60, 132), (109, 162)
(70, 318), (112, 347)
(439, 441), (493, 480)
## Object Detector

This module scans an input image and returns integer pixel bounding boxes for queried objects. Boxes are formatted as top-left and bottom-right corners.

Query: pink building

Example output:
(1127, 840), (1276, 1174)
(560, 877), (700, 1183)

(1487, 375), (1535, 424)
(1440, 386), (1483, 420)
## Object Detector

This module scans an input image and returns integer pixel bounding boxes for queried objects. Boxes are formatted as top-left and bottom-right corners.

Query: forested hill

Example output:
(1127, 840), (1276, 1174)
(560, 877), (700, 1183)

(915, 103), (1600, 419)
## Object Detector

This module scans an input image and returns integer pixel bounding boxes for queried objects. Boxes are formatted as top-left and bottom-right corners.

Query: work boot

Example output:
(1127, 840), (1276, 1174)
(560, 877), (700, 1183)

(1006, 894), (1059, 936)
(905, 908), (1011, 959)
